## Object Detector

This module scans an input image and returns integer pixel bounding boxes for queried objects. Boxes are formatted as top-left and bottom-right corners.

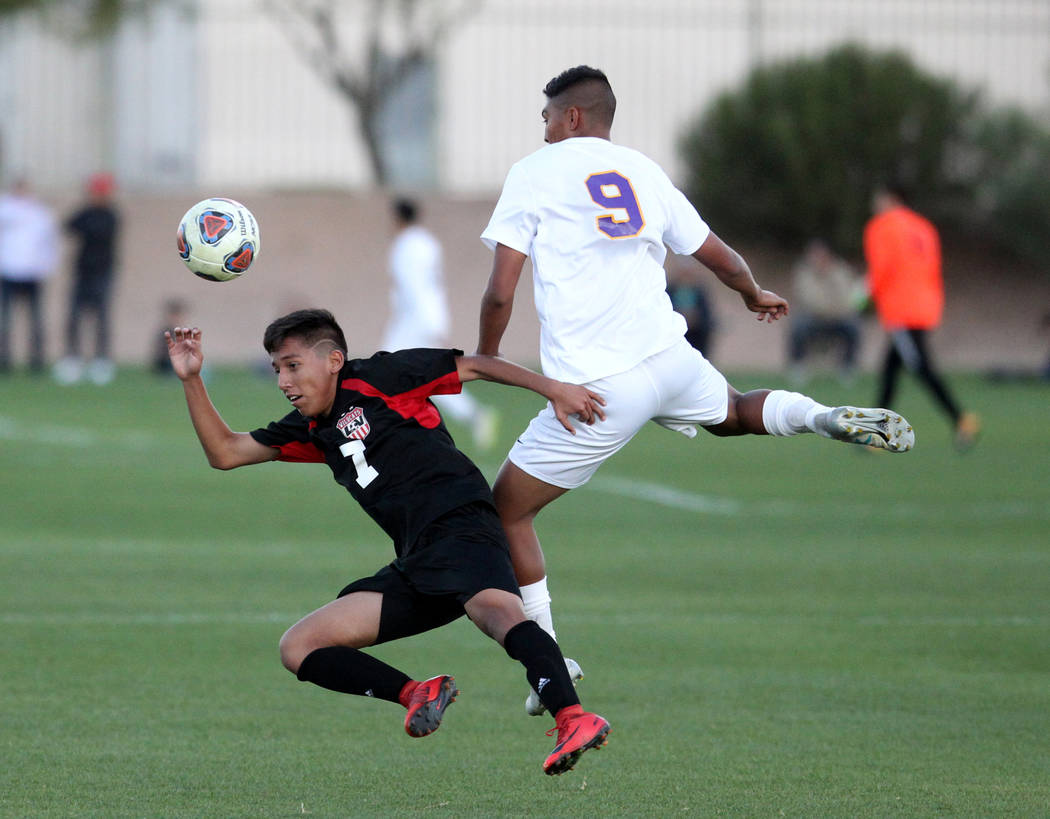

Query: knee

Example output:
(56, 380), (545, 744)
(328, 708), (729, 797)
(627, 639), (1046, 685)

(709, 389), (769, 437)
(466, 589), (526, 645)
(278, 626), (307, 675)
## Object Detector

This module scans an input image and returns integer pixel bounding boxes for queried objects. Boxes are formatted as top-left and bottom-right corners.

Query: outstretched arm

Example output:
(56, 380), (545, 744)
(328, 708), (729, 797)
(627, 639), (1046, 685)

(166, 327), (278, 470)
(477, 243), (527, 355)
(456, 353), (606, 434)
(693, 231), (788, 322)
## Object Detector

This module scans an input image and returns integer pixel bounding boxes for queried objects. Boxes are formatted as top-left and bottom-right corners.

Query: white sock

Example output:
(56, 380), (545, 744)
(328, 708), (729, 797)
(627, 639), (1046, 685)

(519, 577), (556, 641)
(762, 390), (833, 438)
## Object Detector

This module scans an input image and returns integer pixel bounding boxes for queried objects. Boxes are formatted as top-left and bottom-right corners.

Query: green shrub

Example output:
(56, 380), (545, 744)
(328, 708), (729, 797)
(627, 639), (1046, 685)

(678, 44), (1008, 256)
(967, 108), (1050, 264)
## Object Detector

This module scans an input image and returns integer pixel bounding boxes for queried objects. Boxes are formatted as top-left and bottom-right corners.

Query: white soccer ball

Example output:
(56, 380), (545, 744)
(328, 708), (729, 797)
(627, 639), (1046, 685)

(176, 197), (260, 282)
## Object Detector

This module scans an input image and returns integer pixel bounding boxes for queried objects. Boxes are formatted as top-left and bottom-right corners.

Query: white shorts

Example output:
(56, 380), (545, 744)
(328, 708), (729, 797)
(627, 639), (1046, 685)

(508, 338), (728, 489)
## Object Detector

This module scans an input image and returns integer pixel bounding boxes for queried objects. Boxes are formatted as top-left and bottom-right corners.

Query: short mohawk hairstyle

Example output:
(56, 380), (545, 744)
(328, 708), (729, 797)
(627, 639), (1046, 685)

(543, 65), (610, 99)
(263, 308), (348, 355)
(542, 65), (616, 126)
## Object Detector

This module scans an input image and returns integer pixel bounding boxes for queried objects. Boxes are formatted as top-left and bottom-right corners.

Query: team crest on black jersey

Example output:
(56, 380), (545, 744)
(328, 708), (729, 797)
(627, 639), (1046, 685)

(336, 407), (370, 440)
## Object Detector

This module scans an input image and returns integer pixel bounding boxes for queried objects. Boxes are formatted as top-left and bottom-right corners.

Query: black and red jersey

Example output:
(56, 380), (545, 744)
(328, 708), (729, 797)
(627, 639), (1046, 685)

(250, 348), (493, 555)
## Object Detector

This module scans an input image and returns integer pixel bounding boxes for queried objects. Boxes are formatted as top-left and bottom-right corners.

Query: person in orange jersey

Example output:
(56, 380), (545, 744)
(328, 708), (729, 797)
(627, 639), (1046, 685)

(864, 183), (979, 450)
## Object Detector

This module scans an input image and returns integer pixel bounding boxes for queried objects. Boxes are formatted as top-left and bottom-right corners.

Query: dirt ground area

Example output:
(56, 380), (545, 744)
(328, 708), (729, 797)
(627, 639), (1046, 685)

(9, 191), (1049, 375)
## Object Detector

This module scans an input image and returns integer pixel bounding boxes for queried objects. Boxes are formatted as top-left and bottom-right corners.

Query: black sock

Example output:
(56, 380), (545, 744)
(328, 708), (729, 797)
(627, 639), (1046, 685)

(296, 646), (411, 704)
(503, 620), (579, 716)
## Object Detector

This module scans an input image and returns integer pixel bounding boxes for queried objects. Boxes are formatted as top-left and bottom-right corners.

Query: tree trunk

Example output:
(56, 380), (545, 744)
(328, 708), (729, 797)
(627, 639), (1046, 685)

(357, 102), (388, 186)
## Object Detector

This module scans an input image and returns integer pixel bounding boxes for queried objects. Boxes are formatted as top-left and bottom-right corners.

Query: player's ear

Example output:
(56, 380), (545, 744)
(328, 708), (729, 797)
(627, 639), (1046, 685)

(327, 348), (345, 373)
(568, 106), (580, 130)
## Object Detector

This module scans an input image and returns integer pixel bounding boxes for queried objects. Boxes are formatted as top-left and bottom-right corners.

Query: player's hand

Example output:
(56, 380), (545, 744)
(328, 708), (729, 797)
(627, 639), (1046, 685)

(549, 383), (607, 434)
(743, 289), (789, 322)
(165, 326), (204, 380)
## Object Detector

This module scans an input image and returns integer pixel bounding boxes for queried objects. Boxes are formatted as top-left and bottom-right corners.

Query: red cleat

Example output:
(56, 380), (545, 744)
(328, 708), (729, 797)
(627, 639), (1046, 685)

(543, 704), (610, 775)
(404, 675), (458, 737)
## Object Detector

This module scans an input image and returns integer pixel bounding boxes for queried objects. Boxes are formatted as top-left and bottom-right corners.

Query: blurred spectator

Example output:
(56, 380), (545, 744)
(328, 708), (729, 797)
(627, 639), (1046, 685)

(54, 173), (121, 385)
(787, 239), (863, 384)
(666, 257), (717, 358)
(0, 178), (59, 373)
(382, 197), (498, 449)
(153, 298), (189, 376)
(864, 183), (980, 450)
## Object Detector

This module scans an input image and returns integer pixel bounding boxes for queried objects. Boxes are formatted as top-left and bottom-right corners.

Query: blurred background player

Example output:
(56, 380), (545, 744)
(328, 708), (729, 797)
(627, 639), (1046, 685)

(382, 197), (498, 450)
(787, 238), (863, 385)
(666, 256), (718, 358)
(0, 177), (58, 374)
(864, 183), (979, 450)
(54, 172), (121, 385)
(478, 65), (915, 715)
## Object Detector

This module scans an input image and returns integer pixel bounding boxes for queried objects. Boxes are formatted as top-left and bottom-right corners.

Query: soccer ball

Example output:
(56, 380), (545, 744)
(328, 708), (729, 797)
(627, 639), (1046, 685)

(176, 197), (260, 282)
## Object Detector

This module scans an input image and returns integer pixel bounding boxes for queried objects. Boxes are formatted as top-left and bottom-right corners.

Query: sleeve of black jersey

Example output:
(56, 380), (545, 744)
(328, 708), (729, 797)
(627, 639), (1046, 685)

(249, 411), (325, 463)
(362, 348), (464, 398)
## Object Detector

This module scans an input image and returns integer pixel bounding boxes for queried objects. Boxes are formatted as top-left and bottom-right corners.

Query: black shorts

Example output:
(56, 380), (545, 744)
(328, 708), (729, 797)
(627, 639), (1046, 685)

(337, 501), (521, 644)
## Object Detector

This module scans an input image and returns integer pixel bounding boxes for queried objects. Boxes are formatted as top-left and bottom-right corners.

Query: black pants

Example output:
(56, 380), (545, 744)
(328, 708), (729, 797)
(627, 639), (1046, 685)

(878, 328), (961, 425)
(66, 275), (113, 360)
(0, 278), (45, 370)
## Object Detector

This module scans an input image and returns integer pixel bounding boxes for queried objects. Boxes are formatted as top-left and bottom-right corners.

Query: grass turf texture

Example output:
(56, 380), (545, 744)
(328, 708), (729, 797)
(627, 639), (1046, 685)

(1, 367), (1047, 817)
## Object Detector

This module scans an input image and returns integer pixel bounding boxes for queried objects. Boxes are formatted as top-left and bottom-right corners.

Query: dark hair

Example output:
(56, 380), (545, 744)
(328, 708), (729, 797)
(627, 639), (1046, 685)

(263, 308), (348, 354)
(393, 197), (418, 224)
(543, 65), (616, 124)
(544, 65), (608, 98)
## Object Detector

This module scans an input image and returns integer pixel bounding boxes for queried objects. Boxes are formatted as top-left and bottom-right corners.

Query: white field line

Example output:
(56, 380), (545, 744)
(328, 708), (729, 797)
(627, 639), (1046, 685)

(587, 475), (1048, 521)
(4, 416), (1045, 522)
(0, 415), (159, 450)
(0, 611), (297, 625)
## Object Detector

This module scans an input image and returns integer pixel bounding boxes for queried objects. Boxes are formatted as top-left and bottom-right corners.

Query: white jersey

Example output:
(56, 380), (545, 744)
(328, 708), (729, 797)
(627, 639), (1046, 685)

(482, 137), (710, 383)
(0, 193), (58, 281)
(383, 225), (450, 349)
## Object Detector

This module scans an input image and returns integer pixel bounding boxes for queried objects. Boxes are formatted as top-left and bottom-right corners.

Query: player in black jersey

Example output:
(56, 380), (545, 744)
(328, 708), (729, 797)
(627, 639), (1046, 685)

(165, 308), (609, 776)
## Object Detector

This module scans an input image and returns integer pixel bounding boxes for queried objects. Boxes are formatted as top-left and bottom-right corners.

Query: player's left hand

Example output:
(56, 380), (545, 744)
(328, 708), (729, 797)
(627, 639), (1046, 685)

(744, 289), (789, 322)
(166, 326), (204, 380)
(550, 383), (606, 434)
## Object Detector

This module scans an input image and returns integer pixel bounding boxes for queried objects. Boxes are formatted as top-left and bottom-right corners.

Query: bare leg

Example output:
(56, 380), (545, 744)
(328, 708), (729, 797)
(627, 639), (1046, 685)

(491, 459), (570, 586)
(705, 385), (771, 437)
(279, 591), (383, 673)
(463, 587), (528, 644)
(465, 589), (583, 720)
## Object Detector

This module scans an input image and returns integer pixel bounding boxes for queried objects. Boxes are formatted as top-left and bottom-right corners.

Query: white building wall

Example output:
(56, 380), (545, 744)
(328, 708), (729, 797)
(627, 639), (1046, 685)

(110, 4), (200, 189)
(438, 1), (755, 191)
(439, 0), (1050, 192)
(1, 0), (1048, 193)
(0, 15), (107, 188)
(196, 0), (371, 190)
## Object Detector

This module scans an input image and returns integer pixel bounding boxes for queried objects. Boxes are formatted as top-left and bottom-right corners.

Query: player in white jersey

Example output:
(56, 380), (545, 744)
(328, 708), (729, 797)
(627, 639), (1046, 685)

(477, 65), (915, 715)
(383, 198), (498, 449)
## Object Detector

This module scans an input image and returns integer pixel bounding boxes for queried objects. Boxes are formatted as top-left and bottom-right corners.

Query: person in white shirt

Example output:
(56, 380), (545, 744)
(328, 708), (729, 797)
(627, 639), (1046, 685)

(383, 198), (498, 449)
(0, 178), (59, 373)
(477, 66), (915, 715)
(787, 238), (863, 385)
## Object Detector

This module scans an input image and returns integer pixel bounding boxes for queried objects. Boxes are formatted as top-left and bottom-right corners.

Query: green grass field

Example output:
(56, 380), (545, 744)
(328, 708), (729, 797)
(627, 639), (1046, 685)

(1, 367), (1047, 817)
